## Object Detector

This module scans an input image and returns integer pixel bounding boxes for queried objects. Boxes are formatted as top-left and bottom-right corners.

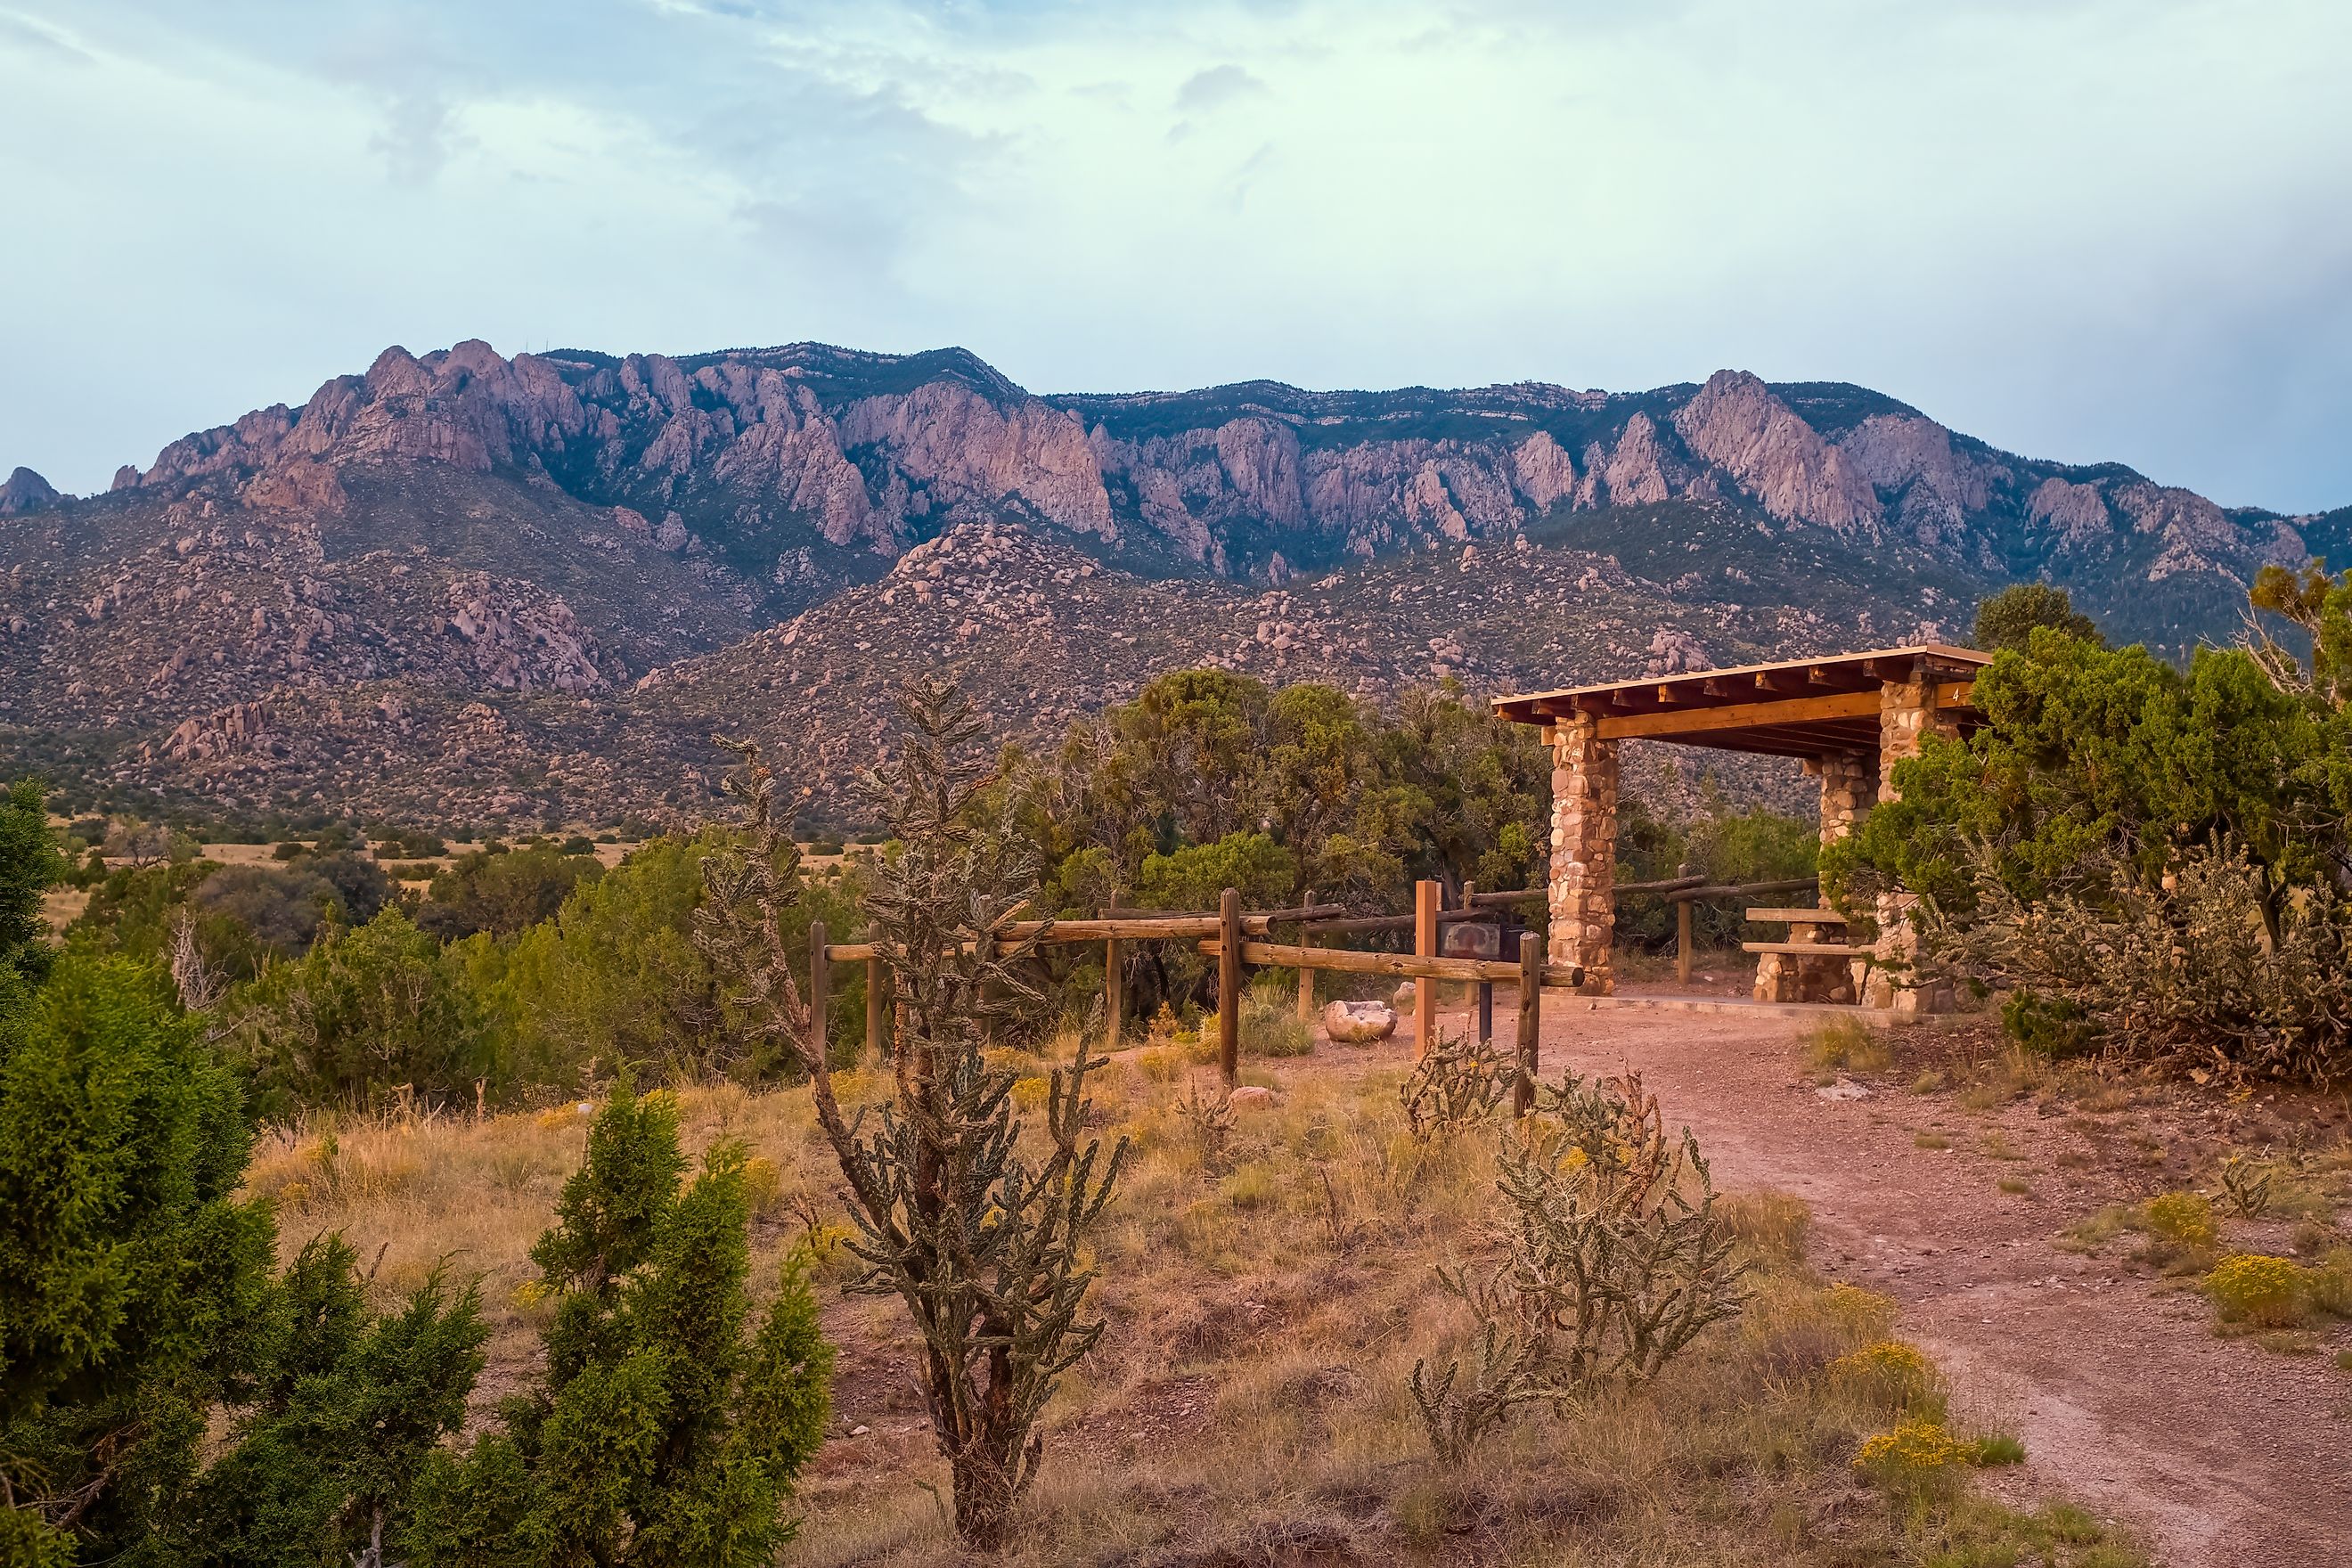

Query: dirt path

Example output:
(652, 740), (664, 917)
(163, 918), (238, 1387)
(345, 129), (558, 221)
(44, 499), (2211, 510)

(1476, 997), (2352, 1568)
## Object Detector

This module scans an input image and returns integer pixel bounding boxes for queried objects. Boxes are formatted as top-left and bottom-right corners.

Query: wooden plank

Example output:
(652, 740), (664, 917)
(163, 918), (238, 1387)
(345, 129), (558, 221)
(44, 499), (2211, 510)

(1514, 931), (1541, 1115)
(1676, 898), (1693, 986)
(1747, 907), (1850, 924)
(865, 953), (886, 1059)
(1297, 956), (1315, 1022)
(1218, 887), (1242, 1088)
(1595, 688), (1880, 741)
(1211, 938), (1584, 989)
(1742, 941), (1877, 957)
(828, 941), (878, 962)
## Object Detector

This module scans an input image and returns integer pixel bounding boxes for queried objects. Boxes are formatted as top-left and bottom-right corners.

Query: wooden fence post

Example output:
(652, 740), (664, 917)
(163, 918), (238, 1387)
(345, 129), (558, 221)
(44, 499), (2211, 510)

(1104, 936), (1123, 1055)
(865, 947), (886, 1061)
(1217, 886), (1242, 1089)
(1515, 930), (1541, 1115)
(1414, 879), (1439, 1058)
(1677, 897), (1694, 987)
(1296, 958), (1315, 1023)
(809, 920), (829, 1058)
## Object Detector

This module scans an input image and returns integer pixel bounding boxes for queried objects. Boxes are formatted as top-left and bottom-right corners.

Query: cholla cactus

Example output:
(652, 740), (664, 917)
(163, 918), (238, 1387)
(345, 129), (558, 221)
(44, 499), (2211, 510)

(1400, 1029), (1515, 1139)
(1412, 1071), (1749, 1463)
(697, 678), (1127, 1550)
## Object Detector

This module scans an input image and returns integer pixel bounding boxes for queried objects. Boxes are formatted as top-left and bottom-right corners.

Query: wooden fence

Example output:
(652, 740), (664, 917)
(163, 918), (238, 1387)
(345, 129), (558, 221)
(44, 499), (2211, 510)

(811, 880), (1586, 1098)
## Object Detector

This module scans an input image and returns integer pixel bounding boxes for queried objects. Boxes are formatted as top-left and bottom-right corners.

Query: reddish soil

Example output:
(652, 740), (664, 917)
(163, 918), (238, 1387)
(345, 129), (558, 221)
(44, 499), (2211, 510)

(1480, 992), (2352, 1568)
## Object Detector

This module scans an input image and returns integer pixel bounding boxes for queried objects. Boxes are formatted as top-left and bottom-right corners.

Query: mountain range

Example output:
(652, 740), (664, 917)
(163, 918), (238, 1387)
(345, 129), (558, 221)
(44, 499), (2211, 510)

(4, 339), (2341, 830)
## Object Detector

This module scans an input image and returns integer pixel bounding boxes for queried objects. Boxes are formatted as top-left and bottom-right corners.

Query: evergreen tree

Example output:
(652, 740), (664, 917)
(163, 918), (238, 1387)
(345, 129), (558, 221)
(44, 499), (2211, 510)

(407, 1086), (832, 1567)
(159, 1236), (487, 1568)
(0, 955), (275, 1562)
(1971, 582), (2101, 655)
(0, 779), (66, 984)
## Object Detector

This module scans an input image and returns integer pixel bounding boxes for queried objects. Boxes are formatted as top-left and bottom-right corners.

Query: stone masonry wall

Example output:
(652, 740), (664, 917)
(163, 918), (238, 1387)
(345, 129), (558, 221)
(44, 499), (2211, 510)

(1547, 715), (1617, 995)
(1817, 748), (1877, 840)
(1868, 667), (1962, 1011)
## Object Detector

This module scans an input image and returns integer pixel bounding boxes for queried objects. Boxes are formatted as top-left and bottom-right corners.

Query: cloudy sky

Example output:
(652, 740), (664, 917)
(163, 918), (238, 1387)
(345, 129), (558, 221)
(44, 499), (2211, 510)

(4, 0), (2348, 511)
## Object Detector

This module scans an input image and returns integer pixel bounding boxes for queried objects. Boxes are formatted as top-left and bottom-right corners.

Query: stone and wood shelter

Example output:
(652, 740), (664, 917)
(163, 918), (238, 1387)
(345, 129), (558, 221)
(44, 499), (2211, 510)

(1492, 644), (1991, 1010)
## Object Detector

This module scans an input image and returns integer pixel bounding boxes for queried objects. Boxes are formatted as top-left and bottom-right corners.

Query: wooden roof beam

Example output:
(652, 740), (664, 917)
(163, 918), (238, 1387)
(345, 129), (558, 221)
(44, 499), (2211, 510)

(1593, 687), (1880, 741)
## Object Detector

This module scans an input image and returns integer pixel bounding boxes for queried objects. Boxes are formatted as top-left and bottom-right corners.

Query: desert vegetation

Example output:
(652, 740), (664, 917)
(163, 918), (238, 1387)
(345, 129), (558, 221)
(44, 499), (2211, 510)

(1831, 573), (2352, 1086)
(1, 670), (2163, 1564)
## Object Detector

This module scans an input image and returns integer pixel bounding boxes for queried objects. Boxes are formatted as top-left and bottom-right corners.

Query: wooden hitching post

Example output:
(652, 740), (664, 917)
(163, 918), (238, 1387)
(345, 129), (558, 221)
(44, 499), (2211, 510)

(865, 942), (886, 1061)
(1217, 886), (1242, 1089)
(1104, 936), (1123, 1055)
(1677, 896), (1695, 987)
(1414, 878), (1439, 1058)
(1514, 930), (1542, 1115)
(808, 920), (829, 1059)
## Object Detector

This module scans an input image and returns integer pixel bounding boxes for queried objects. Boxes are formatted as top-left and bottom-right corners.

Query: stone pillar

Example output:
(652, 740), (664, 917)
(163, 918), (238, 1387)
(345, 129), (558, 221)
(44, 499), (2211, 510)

(1817, 749), (1877, 842)
(1866, 667), (1960, 1012)
(1875, 667), (1962, 802)
(1758, 749), (1880, 1005)
(1547, 715), (1616, 995)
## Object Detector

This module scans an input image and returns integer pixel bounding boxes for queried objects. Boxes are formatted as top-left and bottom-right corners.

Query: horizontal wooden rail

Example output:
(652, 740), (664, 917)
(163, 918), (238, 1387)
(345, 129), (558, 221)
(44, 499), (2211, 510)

(1100, 902), (1345, 924)
(822, 904), (1350, 963)
(1742, 941), (1875, 958)
(1665, 877), (1817, 903)
(1297, 906), (1494, 935)
(1204, 937), (1583, 990)
(1747, 906), (1848, 924)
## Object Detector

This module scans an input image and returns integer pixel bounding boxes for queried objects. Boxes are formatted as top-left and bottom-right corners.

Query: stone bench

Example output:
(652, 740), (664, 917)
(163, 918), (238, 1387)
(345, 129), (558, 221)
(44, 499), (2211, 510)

(1745, 907), (1868, 1005)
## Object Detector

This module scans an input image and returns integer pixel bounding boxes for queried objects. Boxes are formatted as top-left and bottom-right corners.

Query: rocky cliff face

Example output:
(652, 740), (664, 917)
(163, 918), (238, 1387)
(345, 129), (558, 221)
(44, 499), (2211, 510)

(103, 341), (2311, 632)
(4, 339), (2336, 829)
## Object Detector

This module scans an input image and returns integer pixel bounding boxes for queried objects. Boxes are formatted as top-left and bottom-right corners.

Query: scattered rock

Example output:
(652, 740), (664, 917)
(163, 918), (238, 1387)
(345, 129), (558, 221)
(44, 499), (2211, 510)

(1323, 1000), (1397, 1043)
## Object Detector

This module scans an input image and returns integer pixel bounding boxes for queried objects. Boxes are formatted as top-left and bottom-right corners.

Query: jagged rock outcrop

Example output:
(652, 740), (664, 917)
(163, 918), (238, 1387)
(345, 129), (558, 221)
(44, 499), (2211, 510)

(152, 700), (271, 763)
(1672, 372), (1881, 533)
(443, 576), (608, 694)
(0, 468), (61, 516)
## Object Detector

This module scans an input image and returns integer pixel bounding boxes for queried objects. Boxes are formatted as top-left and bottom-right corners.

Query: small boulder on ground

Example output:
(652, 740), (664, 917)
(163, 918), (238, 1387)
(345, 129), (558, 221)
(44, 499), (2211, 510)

(1392, 981), (1417, 1009)
(1226, 1085), (1278, 1110)
(1323, 1000), (1398, 1044)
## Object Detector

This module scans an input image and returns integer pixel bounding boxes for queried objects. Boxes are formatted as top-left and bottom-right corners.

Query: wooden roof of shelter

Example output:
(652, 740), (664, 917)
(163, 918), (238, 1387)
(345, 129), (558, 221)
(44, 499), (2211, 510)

(1491, 644), (1992, 759)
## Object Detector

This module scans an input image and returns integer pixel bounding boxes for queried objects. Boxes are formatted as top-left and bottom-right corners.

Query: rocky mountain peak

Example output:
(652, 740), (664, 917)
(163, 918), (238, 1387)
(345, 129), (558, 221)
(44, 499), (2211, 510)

(0, 467), (62, 516)
(1671, 371), (1882, 534)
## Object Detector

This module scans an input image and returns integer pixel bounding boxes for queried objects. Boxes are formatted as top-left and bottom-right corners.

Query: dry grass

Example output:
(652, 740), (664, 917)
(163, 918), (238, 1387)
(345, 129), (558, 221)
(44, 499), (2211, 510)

(1801, 1017), (1896, 1080)
(244, 1038), (2146, 1565)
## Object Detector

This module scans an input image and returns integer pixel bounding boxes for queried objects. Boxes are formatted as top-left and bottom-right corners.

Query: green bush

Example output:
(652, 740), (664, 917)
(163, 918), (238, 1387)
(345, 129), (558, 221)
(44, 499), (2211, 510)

(416, 845), (603, 942)
(1238, 973), (1313, 1058)
(2001, 988), (2098, 1058)
(0, 780), (65, 980)
(0, 954), (276, 1561)
(225, 908), (493, 1115)
(161, 1236), (487, 1565)
(406, 1087), (832, 1565)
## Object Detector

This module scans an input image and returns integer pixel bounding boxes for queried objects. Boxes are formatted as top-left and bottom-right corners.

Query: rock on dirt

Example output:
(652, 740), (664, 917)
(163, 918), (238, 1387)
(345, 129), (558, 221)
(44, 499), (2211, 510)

(1322, 1000), (1397, 1043)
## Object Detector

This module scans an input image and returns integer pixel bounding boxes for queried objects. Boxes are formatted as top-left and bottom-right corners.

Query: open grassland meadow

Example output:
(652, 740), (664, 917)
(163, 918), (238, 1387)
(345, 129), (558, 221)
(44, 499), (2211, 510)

(239, 1043), (2149, 1568)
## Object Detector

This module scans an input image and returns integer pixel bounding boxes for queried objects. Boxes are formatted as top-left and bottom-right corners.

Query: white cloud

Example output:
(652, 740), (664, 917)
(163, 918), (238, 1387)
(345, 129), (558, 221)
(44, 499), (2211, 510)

(2, 0), (2349, 513)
